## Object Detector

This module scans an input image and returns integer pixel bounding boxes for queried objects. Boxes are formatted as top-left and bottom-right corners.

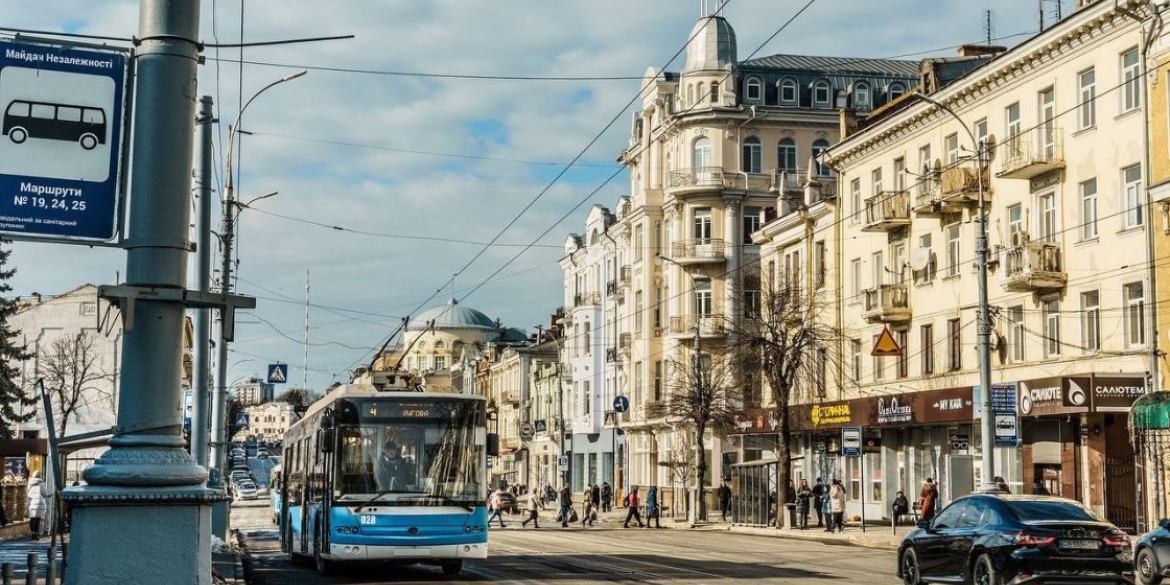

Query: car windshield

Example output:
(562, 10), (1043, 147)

(1007, 500), (1105, 523)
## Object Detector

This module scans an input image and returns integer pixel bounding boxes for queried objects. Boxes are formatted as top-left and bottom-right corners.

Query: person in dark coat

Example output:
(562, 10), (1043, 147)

(812, 478), (826, 527)
(591, 484), (601, 513)
(1031, 479), (1050, 495)
(375, 441), (415, 491)
(645, 486), (662, 528)
(795, 479), (812, 529)
(558, 485), (573, 528)
(600, 482), (613, 512)
(891, 491), (910, 526)
(919, 478), (938, 522)
(717, 481), (732, 521)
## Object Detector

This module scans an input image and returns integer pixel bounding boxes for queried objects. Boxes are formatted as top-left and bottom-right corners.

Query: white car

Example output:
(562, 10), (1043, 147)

(234, 482), (258, 500)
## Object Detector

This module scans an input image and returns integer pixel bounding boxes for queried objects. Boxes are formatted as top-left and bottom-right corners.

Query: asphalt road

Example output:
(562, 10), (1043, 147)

(231, 500), (898, 584)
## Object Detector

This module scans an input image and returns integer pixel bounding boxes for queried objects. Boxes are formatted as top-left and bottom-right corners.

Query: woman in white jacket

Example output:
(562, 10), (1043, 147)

(26, 471), (48, 540)
(829, 479), (847, 533)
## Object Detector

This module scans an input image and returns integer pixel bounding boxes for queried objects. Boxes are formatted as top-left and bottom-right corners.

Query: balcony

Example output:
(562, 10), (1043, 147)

(778, 170), (806, 193)
(669, 314), (726, 338)
(619, 265), (632, 284)
(605, 347), (619, 363)
(573, 292), (600, 307)
(619, 333), (632, 353)
(606, 280), (622, 299)
(997, 127), (1064, 179)
(912, 173), (941, 216)
(502, 389), (520, 404)
(670, 238), (726, 264)
(862, 191), (911, 232)
(666, 167), (775, 195)
(861, 283), (912, 323)
(999, 240), (1067, 292)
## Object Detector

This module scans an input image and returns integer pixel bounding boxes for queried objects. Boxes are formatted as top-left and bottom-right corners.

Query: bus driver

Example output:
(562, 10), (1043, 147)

(375, 440), (416, 491)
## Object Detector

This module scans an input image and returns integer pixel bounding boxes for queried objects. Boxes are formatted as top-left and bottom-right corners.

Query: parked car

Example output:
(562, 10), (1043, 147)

(898, 493), (1134, 585)
(1135, 518), (1170, 585)
(235, 481), (258, 500)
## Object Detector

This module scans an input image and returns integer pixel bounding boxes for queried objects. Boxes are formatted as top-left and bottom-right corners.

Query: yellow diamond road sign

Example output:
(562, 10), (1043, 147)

(871, 326), (902, 357)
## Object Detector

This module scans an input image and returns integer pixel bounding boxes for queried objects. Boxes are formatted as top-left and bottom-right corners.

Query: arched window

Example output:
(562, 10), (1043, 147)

(888, 82), (905, 101)
(417, 341), (427, 351)
(742, 137), (762, 174)
(688, 84), (695, 106)
(590, 230), (599, 246)
(813, 80), (831, 107)
(812, 139), (831, 177)
(853, 82), (871, 109)
(692, 136), (712, 169)
(709, 82), (719, 104)
(780, 78), (798, 104)
(778, 138), (797, 171)
(434, 340), (446, 350)
(745, 77), (763, 102)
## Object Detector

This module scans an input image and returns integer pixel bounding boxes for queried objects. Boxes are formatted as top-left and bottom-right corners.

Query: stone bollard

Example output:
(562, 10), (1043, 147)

(1, 562), (12, 585)
(24, 553), (36, 585)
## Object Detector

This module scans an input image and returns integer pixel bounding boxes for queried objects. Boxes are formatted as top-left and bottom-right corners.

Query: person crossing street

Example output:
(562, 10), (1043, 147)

(623, 485), (644, 528)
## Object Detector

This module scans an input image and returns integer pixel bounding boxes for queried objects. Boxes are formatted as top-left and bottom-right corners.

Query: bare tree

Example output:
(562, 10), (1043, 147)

(725, 268), (841, 527)
(37, 332), (113, 438)
(647, 348), (741, 522)
(276, 387), (319, 413)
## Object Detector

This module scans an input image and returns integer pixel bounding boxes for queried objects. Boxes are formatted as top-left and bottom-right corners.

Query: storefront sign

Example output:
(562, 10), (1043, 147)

(812, 403), (853, 426)
(1092, 376), (1146, 412)
(950, 433), (970, 451)
(875, 396), (913, 425)
(731, 408), (780, 434)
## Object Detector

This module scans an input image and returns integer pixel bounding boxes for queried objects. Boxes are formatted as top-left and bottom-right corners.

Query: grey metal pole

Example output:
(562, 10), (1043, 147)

(1, 562), (11, 585)
(911, 92), (996, 491)
(64, 2), (213, 582)
(23, 553), (34, 585)
(192, 96), (214, 467)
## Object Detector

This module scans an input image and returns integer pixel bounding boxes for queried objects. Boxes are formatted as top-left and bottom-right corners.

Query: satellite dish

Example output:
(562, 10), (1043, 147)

(909, 248), (931, 271)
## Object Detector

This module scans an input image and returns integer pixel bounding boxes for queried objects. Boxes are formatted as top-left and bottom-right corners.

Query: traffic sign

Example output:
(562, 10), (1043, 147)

(841, 427), (862, 456)
(871, 326), (902, 357)
(613, 395), (629, 413)
(235, 412), (249, 429)
(0, 40), (129, 244)
(267, 363), (288, 384)
(182, 390), (193, 431)
(557, 456), (569, 471)
(520, 422), (534, 439)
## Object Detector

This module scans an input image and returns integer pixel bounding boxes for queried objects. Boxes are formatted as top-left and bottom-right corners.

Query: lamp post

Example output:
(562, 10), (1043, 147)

(910, 92), (996, 491)
(211, 71), (305, 538)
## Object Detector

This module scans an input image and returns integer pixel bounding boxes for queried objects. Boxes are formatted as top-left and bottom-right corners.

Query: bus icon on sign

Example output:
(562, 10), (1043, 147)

(4, 100), (106, 150)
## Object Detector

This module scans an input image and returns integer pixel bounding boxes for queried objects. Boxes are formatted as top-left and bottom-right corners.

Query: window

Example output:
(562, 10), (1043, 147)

(746, 77), (763, 102)
(945, 133), (960, 164)
(1078, 68), (1096, 129)
(1044, 298), (1061, 358)
(778, 138), (798, 171)
(974, 118), (988, 152)
(780, 78), (798, 104)
(896, 330), (908, 378)
(407, 356), (415, 370)
(1125, 282), (1146, 347)
(872, 334), (885, 381)
(710, 82), (719, 104)
(946, 223), (961, 278)
(871, 251), (884, 289)
(1080, 179), (1098, 241)
(814, 240), (827, 289)
(634, 290), (643, 334)
(417, 355), (428, 370)
(1039, 88), (1056, 158)
(583, 322), (591, 355)
(813, 80), (831, 106)
(1081, 290), (1100, 353)
(812, 140), (831, 176)
(921, 324), (934, 375)
(850, 178), (862, 222)
(743, 207), (762, 244)
(693, 208), (712, 240)
(653, 285), (662, 327)
(815, 348), (827, 398)
(1039, 192), (1057, 242)
(850, 339), (862, 382)
(1008, 305), (1025, 363)
(635, 223), (644, 261)
(871, 168), (883, 196)
(853, 81), (870, 109)
(888, 83), (905, 100)
(850, 258), (862, 301)
(653, 361), (663, 401)
(693, 137), (712, 169)
(744, 274), (760, 318)
(1006, 102), (1021, 156)
(1123, 165), (1143, 228)
(893, 157), (905, 191)
(947, 318), (962, 371)
(434, 356), (447, 370)
(582, 381), (590, 416)
(1122, 48), (1141, 113)
(688, 84), (695, 107)
(1007, 204), (1024, 246)
(916, 233), (935, 284)
(694, 279), (713, 316)
(633, 363), (643, 407)
(742, 137), (762, 173)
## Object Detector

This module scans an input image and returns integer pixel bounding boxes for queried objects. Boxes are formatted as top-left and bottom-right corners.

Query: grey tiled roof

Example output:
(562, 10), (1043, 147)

(740, 54), (919, 78)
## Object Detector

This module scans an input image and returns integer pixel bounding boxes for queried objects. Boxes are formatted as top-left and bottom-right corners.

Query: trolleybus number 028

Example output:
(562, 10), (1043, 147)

(360, 515), (376, 525)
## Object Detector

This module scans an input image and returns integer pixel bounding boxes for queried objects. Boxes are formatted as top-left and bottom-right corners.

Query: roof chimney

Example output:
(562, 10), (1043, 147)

(839, 108), (859, 139)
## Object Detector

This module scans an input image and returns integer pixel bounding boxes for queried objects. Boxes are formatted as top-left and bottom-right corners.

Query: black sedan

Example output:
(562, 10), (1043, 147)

(898, 493), (1134, 585)
(1134, 518), (1170, 584)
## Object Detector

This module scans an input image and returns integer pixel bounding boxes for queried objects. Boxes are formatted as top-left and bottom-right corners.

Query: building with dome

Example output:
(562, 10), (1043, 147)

(374, 299), (507, 393)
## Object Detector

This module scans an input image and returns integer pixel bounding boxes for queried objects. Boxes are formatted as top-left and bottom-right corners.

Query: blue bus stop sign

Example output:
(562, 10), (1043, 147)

(613, 395), (629, 413)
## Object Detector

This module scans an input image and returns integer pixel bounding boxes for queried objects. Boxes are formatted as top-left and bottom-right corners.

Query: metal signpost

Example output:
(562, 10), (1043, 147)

(0, 39), (128, 243)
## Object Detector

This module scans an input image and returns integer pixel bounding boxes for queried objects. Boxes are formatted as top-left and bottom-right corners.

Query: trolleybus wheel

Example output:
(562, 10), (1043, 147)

(441, 560), (463, 576)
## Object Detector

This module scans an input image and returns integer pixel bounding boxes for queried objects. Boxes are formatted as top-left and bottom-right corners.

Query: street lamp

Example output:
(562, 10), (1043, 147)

(909, 91), (996, 491)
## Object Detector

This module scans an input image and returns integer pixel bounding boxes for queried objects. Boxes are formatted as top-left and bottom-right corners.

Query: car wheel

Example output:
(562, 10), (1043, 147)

(8, 127), (26, 144)
(972, 554), (1002, 585)
(900, 548), (922, 585)
(441, 560), (463, 576)
(1138, 548), (1163, 585)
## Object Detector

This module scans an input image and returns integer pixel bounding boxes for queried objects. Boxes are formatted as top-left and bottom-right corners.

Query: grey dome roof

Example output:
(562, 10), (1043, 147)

(683, 16), (736, 73)
(408, 299), (497, 331)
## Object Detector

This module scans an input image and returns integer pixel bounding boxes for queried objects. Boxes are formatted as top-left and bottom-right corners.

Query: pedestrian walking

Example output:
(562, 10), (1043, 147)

(821, 488), (832, 532)
(521, 489), (544, 528)
(829, 479), (846, 533)
(591, 483), (601, 514)
(717, 481), (732, 521)
(623, 485), (644, 528)
(795, 479), (812, 529)
(645, 485), (663, 528)
(582, 486), (596, 527)
(600, 482), (613, 512)
(487, 486), (507, 528)
(558, 484), (574, 528)
(812, 478), (826, 527)
(919, 478), (938, 522)
(26, 471), (48, 540)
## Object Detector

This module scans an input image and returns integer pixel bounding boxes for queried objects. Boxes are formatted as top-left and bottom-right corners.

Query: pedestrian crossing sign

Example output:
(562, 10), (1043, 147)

(235, 412), (249, 429)
(267, 363), (288, 384)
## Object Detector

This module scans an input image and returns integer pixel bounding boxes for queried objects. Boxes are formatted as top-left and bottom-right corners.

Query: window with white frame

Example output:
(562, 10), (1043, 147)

(1081, 290), (1100, 353)
(1123, 165), (1143, 228)
(1039, 87), (1056, 158)
(1080, 179), (1098, 241)
(743, 207), (761, 244)
(921, 323), (934, 375)
(1078, 67), (1096, 130)
(417, 355), (428, 370)
(1043, 297), (1061, 358)
(893, 157), (905, 191)
(888, 82), (905, 101)
(746, 77), (763, 102)
(709, 82), (719, 104)
(853, 81), (870, 109)
(945, 133), (960, 164)
(813, 80), (831, 106)
(974, 118), (988, 153)
(778, 138), (797, 171)
(814, 240), (827, 289)
(850, 339), (862, 383)
(850, 258), (861, 302)
(695, 279), (713, 316)
(1007, 204), (1024, 246)
(634, 290), (643, 334)
(1039, 192), (1057, 243)
(1122, 48), (1141, 113)
(742, 137), (762, 173)
(871, 251), (884, 290)
(1125, 282), (1146, 347)
(812, 139), (831, 176)
(946, 223), (961, 277)
(916, 233), (934, 284)
(434, 356), (447, 370)
(872, 168), (883, 196)
(693, 136), (712, 169)
(1005, 305), (1024, 362)
(635, 223), (644, 261)
(850, 178), (862, 222)
(1006, 102), (1021, 155)
(693, 207), (712, 240)
(780, 78), (798, 104)
(872, 333), (885, 381)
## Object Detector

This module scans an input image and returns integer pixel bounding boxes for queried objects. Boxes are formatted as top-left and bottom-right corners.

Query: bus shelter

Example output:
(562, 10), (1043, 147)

(729, 458), (777, 527)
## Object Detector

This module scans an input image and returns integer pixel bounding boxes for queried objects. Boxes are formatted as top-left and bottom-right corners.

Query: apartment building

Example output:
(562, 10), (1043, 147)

(816, 0), (1150, 530)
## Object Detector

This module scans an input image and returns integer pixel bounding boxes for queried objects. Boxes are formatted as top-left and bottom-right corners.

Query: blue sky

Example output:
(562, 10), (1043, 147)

(5, 0), (1054, 391)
